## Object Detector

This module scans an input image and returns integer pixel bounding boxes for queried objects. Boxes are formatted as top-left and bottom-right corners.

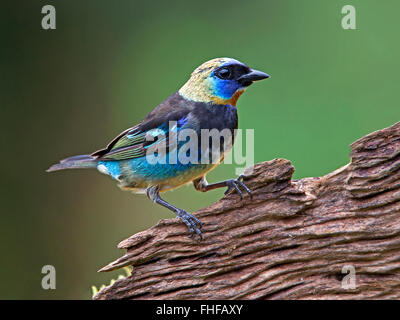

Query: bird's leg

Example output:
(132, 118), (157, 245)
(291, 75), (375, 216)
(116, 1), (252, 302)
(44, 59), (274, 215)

(193, 175), (252, 200)
(146, 185), (202, 239)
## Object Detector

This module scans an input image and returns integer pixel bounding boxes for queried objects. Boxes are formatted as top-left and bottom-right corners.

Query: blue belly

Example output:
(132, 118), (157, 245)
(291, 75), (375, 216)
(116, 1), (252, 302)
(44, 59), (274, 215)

(97, 153), (215, 190)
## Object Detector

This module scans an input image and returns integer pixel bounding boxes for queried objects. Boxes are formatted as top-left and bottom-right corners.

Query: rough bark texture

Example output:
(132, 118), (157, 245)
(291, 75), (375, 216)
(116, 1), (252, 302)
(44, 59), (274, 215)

(94, 122), (400, 300)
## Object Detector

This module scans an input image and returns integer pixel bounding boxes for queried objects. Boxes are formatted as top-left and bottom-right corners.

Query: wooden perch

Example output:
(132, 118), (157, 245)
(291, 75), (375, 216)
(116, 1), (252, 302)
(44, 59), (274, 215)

(94, 121), (400, 300)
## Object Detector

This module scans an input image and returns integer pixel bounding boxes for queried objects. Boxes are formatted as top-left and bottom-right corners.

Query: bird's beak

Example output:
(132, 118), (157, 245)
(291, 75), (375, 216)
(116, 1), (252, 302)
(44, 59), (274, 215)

(238, 69), (270, 86)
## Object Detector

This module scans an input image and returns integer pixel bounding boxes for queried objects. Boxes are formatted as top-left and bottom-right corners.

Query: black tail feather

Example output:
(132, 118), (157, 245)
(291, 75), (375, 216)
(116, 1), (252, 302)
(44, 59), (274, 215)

(47, 154), (97, 172)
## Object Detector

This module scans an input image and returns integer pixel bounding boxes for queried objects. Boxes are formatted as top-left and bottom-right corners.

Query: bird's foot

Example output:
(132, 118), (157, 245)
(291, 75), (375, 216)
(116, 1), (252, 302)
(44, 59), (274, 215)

(176, 209), (203, 240)
(224, 175), (253, 200)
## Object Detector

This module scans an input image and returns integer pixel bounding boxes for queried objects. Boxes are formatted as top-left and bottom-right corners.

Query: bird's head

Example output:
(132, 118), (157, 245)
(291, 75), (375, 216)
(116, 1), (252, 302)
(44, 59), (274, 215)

(179, 58), (269, 106)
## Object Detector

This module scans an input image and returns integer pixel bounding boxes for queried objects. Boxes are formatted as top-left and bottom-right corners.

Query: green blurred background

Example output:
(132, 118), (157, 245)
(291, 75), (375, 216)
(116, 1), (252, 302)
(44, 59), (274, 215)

(1, 0), (399, 299)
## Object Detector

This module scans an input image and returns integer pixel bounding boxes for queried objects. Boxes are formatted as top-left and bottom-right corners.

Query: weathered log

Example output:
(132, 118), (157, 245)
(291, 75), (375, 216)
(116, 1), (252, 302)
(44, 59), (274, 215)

(94, 121), (400, 300)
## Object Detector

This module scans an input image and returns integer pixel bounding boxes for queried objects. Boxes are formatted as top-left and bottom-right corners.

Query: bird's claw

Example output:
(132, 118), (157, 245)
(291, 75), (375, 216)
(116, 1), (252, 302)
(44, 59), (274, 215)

(224, 176), (253, 200)
(176, 209), (203, 240)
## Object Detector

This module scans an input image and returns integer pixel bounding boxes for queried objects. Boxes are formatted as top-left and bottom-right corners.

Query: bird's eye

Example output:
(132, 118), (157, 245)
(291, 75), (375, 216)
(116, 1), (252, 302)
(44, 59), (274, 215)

(216, 68), (231, 80)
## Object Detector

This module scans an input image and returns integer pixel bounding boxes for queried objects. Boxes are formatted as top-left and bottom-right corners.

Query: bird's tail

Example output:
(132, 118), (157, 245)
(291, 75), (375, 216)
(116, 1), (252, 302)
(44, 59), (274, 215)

(46, 154), (98, 172)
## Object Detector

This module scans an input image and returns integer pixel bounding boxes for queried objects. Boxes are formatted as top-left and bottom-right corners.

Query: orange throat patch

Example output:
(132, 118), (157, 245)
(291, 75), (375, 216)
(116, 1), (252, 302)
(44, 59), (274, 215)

(211, 89), (245, 107)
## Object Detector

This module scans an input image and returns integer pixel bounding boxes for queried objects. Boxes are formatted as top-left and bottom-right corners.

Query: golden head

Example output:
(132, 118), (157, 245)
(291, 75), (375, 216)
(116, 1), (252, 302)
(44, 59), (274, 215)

(179, 58), (269, 106)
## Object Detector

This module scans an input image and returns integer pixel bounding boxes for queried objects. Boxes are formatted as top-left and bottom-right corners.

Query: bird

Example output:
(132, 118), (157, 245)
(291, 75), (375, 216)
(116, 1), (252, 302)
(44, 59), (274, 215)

(47, 57), (269, 239)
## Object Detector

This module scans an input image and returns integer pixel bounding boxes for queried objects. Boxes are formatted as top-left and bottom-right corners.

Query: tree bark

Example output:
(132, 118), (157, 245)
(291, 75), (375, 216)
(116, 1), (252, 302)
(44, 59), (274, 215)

(94, 121), (400, 300)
